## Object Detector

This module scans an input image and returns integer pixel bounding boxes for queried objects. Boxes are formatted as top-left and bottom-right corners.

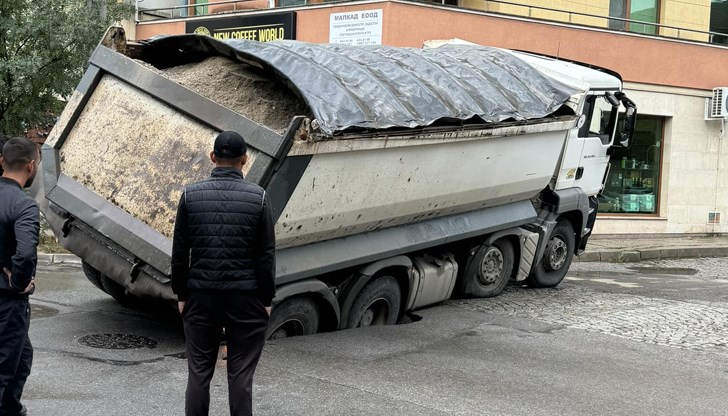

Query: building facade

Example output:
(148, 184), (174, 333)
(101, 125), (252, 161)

(128, 0), (728, 236)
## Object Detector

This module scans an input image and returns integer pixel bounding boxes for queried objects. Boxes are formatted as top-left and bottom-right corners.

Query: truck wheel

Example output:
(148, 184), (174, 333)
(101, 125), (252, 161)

(460, 239), (514, 298)
(81, 261), (105, 291)
(528, 219), (575, 288)
(99, 275), (140, 306)
(267, 298), (319, 340)
(346, 276), (401, 329)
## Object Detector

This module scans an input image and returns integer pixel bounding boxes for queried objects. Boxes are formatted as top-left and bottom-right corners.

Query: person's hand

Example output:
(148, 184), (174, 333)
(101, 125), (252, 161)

(265, 306), (272, 317)
(3, 268), (34, 293)
(178, 301), (186, 315)
(2, 267), (10, 286)
(21, 277), (35, 294)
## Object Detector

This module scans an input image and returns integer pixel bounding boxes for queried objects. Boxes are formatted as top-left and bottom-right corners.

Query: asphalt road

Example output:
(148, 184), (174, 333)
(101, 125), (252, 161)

(22, 257), (728, 415)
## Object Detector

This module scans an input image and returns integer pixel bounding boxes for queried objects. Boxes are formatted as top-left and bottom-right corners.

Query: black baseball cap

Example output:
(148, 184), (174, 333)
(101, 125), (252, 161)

(214, 131), (247, 159)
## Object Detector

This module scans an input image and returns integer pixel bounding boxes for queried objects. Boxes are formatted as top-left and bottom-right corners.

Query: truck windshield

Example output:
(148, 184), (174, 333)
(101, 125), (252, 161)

(578, 94), (618, 145)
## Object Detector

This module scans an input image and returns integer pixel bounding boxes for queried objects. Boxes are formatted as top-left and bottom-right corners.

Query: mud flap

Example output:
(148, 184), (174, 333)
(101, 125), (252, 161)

(578, 195), (599, 253)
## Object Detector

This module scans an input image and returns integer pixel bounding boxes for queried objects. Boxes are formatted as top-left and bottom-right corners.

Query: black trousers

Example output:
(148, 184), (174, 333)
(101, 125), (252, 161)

(182, 291), (268, 416)
(0, 297), (32, 416)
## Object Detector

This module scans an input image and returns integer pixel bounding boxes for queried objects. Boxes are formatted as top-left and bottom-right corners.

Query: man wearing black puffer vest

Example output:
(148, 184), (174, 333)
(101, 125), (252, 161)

(171, 131), (275, 416)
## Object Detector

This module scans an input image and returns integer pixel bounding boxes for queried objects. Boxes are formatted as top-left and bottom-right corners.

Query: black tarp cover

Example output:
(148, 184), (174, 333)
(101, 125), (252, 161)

(143, 35), (582, 136)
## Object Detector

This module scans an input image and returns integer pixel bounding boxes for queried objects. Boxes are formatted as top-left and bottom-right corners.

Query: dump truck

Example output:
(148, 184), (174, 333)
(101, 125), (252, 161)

(33, 29), (636, 338)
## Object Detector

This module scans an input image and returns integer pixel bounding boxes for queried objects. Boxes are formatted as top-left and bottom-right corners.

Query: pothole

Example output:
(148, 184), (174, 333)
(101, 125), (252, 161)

(30, 304), (59, 319)
(78, 333), (157, 350)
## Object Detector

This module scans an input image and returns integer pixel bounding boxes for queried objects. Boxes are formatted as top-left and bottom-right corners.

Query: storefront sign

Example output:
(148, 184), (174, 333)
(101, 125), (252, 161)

(329, 9), (383, 46)
(185, 12), (296, 42)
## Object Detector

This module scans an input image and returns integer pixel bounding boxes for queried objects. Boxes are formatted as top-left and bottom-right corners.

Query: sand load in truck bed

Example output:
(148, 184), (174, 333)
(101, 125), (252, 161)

(159, 56), (312, 133)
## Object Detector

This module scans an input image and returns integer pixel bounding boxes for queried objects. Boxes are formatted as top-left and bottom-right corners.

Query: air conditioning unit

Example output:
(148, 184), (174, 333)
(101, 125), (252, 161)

(710, 88), (728, 118)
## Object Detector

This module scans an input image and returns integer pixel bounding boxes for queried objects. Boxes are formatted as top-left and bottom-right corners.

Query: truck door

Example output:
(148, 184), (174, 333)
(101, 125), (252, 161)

(555, 92), (617, 196)
(575, 93), (618, 196)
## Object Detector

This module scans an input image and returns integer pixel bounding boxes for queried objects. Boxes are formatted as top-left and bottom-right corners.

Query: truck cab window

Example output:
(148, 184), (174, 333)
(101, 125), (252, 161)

(578, 94), (617, 144)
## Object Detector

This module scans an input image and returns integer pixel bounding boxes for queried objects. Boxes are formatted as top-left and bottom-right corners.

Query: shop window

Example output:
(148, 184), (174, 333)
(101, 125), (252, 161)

(609, 0), (659, 35)
(599, 115), (663, 215)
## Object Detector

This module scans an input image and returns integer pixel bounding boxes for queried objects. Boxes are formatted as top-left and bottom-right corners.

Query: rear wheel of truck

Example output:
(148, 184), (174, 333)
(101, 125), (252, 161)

(460, 238), (514, 298)
(81, 261), (105, 291)
(528, 219), (575, 288)
(83, 262), (140, 306)
(346, 276), (401, 329)
(100, 275), (140, 306)
(267, 298), (319, 340)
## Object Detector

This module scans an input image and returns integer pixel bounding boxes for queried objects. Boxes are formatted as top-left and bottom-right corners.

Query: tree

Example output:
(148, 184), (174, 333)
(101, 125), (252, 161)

(0, 0), (132, 135)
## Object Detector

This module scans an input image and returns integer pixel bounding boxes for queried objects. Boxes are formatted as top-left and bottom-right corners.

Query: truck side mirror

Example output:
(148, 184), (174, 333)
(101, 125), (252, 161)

(614, 92), (637, 149)
(619, 106), (636, 148)
(605, 92), (620, 107)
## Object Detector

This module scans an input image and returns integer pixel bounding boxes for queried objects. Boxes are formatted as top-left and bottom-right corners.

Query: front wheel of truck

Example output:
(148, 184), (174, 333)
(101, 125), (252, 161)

(527, 219), (575, 288)
(267, 297), (320, 340)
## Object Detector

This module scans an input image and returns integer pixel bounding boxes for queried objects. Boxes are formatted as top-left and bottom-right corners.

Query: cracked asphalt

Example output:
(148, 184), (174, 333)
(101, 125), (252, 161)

(22, 257), (728, 415)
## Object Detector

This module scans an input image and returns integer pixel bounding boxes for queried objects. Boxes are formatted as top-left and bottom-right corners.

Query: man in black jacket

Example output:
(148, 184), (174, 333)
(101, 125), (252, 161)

(0, 138), (40, 416)
(172, 131), (275, 416)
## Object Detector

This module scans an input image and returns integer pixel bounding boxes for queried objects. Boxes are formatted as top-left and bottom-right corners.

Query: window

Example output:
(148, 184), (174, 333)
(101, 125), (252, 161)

(278, 0), (306, 6)
(579, 95), (618, 145)
(599, 115), (663, 215)
(185, 0), (207, 16)
(710, 0), (728, 45)
(609, 0), (659, 35)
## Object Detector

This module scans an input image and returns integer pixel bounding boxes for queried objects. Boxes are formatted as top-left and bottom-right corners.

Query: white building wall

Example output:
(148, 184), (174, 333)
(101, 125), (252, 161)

(595, 82), (728, 235)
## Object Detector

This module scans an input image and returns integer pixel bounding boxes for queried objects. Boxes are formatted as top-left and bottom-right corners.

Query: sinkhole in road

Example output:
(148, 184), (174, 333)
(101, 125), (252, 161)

(397, 312), (423, 325)
(78, 333), (158, 350)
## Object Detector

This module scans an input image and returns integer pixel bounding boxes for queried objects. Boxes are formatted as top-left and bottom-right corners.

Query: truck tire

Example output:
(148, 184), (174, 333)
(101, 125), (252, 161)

(528, 219), (575, 288)
(346, 276), (401, 329)
(460, 239), (514, 298)
(100, 275), (139, 306)
(83, 262), (141, 306)
(267, 297), (320, 340)
(81, 261), (105, 291)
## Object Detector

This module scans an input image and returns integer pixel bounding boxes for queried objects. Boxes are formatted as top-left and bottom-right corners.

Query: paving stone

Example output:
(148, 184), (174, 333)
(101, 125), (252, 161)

(447, 283), (728, 355)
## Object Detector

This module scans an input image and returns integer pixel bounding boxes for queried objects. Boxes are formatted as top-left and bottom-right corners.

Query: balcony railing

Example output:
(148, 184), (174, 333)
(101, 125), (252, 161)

(134, 0), (728, 45)
(135, 0), (263, 21)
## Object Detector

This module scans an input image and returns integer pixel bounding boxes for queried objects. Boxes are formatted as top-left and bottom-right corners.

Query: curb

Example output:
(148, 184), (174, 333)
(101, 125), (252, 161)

(37, 253), (82, 265)
(577, 246), (728, 262)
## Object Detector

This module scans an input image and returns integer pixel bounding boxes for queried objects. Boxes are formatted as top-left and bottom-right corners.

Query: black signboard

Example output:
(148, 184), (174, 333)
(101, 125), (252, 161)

(185, 11), (296, 42)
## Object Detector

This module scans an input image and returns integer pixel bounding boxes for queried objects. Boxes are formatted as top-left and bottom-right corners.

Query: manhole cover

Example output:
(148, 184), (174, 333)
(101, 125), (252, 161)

(78, 333), (157, 350)
(30, 304), (59, 319)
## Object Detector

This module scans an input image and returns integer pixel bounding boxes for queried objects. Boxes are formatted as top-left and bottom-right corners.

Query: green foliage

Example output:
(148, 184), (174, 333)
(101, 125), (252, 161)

(0, 0), (132, 135)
